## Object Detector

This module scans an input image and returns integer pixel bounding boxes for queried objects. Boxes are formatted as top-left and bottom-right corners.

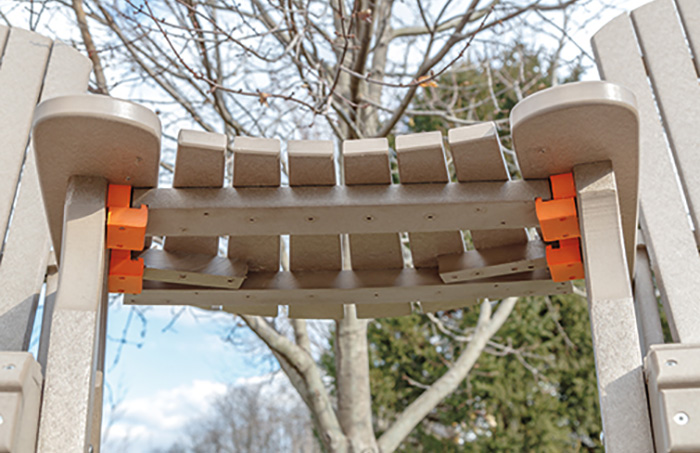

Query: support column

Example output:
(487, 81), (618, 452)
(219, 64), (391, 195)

(37, 176), (108, 453)
(574, 161), (653, 452)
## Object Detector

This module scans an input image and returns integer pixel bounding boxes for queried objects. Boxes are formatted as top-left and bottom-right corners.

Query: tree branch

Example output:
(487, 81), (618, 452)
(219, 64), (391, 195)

(377, 297), (518, 452)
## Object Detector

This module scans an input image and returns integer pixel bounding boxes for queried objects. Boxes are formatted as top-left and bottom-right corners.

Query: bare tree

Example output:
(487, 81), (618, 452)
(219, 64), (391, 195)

(157, 378), (321, 453)
(2, 0), (601, 451)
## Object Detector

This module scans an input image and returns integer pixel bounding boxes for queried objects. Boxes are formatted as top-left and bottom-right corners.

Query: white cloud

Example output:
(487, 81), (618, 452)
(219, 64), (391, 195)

(102, 379), (227, 452)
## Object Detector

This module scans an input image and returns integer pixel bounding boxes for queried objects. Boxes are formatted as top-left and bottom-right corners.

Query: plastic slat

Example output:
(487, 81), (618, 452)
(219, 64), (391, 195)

(632, 0), (700, 244)
(164, 129), (226, 255)
(449, 123), (528, 250)
(0, 28), (51, 257)
(0, 39), (91, 350)
(229, 136), (281, 272)
(396, 131), (463, 268)
(676, 0), (700, 75)
(288, 140), (341, 272)
(343, 138), (403, 270)
(344, 138), (410, 319)
(593, 12), (700, 343)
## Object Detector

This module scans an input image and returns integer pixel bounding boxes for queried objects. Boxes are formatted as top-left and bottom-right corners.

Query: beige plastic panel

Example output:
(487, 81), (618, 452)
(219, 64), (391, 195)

(645, 344), (700, 453)
(395, 131), (463, 268)
(343, 138), (403, 271)
(129, 269), (572, 307)
(288, 140), (341, 272)
(449, 122), (528, 250)
(229, 136), (281, 272)
(0, 38), (91, 350)
(135, 180), (549, 237)
(676, 0), (700, 75)
(593, 13), (700, 344)
(32, 95), (161, 261)
(141, 249), (247, 289)
(511, 81), (638, 278)
(631, 0), (700, 245)
(438, 240), (546, 284)
(0, 27), (51, 250)
(0, 352), (42, 453)
(164, 130), (226, 255)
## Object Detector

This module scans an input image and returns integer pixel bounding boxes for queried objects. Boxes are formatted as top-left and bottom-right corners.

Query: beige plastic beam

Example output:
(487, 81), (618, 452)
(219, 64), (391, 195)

(134, 180), (550, 237)
(38, 176), (108, 453)
(575, 162), (653, 452)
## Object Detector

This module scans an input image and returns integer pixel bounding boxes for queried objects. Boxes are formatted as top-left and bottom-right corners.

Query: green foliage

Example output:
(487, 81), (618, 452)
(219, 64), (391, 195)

(322, 295), (602, 452)
(322, 44), (601, 451)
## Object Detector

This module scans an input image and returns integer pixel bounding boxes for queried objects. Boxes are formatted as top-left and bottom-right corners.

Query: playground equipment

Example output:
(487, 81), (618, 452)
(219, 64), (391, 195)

(1, 0), (699, 450)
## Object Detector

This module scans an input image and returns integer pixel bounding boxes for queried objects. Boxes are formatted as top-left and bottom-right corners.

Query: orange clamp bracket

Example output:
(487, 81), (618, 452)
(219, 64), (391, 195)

(108, 250), (144, 294)
(536, 173), (584, 282)
(546, 238), (585, 282)
(106, 184), (147, 294)
(106, 184), (148, 251)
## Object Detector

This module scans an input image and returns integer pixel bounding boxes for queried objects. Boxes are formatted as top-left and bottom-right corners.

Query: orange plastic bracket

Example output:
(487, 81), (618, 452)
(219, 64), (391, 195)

(106, 205), (148, 251)
(536, 172), (585, 282)
(107, 184), (131, 208)
(535, 197), (580, 242)
(550, 172), (576, 200)
(106, 184), (147, 293)
(546, 238), (585, 282)
(108, 249), (144, 294)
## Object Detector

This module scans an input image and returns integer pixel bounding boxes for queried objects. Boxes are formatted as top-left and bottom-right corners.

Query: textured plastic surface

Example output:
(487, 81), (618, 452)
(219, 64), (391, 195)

(545, 238), (584, 282)
(535, 197), (581, 241)
(108, 250), (144, 294)
(106, 205), (148, 251)
(0, 352), (42, 453)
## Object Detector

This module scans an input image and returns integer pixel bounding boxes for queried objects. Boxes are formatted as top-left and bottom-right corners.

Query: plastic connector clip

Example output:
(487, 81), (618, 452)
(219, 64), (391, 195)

(108, 250), (144, 294)
(106, 184), (147, 294)
(546, 238), (585, 282)
(536, 172), (585, 282)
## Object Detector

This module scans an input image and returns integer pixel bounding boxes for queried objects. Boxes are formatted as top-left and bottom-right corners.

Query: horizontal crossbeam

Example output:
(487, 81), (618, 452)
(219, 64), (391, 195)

(133, 180), (550, 237)
(125, 268), (572, 307)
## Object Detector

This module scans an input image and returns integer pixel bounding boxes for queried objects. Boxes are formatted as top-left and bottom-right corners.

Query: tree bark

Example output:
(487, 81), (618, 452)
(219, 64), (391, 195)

(336, 306), (379, 452)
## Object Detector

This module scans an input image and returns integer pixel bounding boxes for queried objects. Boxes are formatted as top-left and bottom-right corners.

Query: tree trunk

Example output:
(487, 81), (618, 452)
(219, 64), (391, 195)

(336, 305), (379, 452)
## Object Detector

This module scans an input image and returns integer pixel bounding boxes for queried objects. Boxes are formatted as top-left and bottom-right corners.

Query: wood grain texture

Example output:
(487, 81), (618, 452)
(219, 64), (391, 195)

(593, 13), (700, 343)
(438, 240), (546, 283)
(128, 269), (572, 307)
(343, 138), (403, 270)
(288, 140), (342, 272)
(164, 129), (226, 255)
(449, 123), (528, 250)
(631, 0), (700, 244)
(141, 249), (247, 289)
(229, 136), (281, 272)
(0, 36), (91, 351)
(574, 162), (653, 452)
(135, 181), (550, 237)
(395, 131), (463, 268)
(38, 177), (108, 453)
(356, 303), (412, 319)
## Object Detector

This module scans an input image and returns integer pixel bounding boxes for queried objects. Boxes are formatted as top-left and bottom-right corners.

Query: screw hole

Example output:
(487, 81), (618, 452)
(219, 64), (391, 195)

(203, 212), (209, 216)
(2, 364), (15, 371)
(666, 360), (678, 367)
(674, 412), (689, 425)
(119, 226), (126, 231)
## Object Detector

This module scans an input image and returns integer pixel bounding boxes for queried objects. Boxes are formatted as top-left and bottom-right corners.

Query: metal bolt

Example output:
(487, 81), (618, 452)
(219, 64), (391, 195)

(666, 359), (678, 367)
(673, 412), (689, 425)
